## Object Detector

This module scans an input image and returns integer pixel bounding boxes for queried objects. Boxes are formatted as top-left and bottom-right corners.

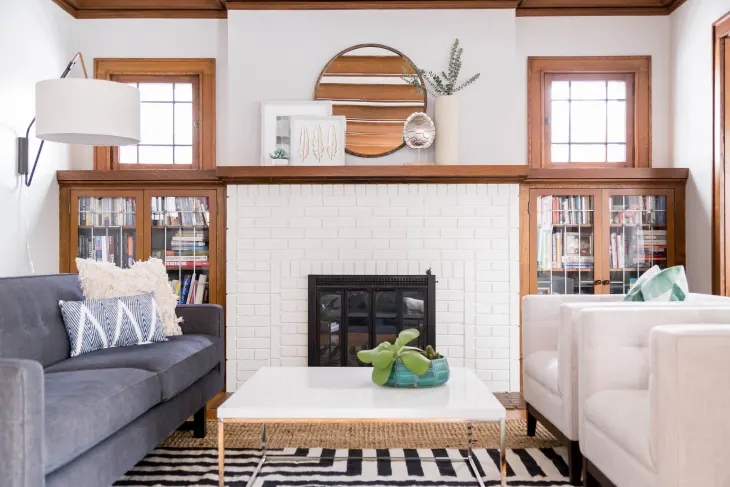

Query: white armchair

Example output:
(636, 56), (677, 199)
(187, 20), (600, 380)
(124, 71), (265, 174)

(579, 307), (730, 487)
(522, 293), (730, 485)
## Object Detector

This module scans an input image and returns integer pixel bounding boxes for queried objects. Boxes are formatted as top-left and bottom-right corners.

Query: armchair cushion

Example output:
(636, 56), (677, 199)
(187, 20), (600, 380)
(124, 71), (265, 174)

(584, 390), (653, 470)
(523, 350), (559, 396)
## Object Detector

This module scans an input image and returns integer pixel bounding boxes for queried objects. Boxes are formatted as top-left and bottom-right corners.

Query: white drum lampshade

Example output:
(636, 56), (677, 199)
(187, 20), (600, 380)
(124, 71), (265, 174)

(35, 78), (140, 145)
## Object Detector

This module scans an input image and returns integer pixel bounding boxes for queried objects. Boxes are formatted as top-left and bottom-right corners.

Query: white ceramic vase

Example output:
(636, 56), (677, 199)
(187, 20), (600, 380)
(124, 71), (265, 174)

(435, 95), (459, 165)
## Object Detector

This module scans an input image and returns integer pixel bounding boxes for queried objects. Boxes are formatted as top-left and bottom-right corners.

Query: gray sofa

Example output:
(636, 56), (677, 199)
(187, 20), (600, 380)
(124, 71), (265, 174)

(0, 274), (224, 487)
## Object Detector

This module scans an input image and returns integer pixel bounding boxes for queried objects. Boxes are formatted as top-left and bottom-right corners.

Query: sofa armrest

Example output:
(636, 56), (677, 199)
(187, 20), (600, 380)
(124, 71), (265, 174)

(651, 325), (730, 486)
(0, 359), (44, 487)
(177, 304), (224, 339)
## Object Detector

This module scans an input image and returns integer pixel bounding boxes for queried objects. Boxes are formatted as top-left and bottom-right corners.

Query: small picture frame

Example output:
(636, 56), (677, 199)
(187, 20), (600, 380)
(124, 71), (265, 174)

(261, 101), (333, 165)
(564, 232), (593, 256)
(289, 116), (346, 166)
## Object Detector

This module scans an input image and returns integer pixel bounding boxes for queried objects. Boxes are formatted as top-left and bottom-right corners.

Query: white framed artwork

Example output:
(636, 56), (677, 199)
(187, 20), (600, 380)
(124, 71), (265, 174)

(260, 101), (333, 165)
(289, 116), (346, 166)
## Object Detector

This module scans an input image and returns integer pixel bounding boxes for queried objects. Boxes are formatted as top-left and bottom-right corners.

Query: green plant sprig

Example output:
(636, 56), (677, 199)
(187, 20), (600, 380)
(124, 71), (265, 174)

(269, 148), (288, 160)
(402, 38), (481, 98)
(357, 329), (442, 385)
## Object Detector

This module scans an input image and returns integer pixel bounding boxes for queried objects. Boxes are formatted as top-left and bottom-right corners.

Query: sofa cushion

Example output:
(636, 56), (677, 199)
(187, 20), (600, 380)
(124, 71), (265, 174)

(583, 389), (654, 470)
(524, 351), (560, 396)
(44, 368), (161, 474)
(45, 335), (221, 401)
(0, 274), (82, 367)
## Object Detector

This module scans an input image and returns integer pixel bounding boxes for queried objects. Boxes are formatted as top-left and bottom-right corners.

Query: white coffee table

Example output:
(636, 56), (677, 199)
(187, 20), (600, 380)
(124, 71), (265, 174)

(217, 366), (507, 487)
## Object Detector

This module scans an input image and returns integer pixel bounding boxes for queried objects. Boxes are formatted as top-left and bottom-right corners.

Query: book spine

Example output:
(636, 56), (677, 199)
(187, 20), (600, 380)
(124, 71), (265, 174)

(195, 274), (207, 304)
(180, 274), (192, 304)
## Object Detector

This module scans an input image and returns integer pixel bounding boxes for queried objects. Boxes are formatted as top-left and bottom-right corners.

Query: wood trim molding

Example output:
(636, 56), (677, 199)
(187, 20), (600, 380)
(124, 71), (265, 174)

(76, 9), (227, 18)
(526, 168), (689, 183)
(226, 1), (516, 9)
(527, 56), (652, 169)
(52, 0), (78, 17)
(94, 58), (216, 172)
(57, 170), (220, 185)
(713, 10), (730, 295)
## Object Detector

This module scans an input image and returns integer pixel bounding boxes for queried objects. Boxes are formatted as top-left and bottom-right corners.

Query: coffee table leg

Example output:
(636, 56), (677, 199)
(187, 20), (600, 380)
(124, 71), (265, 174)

(499, 419), (507, 487)
(245, 424), (267, 487)
(218, 420), (225, 487)
(466, 422), (486, 487)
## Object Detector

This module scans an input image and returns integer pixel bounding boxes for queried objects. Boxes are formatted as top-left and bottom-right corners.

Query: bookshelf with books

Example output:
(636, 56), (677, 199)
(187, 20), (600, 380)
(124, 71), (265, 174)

(526, 184), (683, 297)
(61, 186), (224, 308)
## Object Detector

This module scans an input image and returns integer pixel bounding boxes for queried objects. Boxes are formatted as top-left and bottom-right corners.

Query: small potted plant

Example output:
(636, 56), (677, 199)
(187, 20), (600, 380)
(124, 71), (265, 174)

(268, 148), (289, 166)
(357, 329), (450, 388)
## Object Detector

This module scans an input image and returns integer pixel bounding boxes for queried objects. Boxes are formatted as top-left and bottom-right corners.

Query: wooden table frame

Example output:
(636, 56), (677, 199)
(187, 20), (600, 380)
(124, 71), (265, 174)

(217, 417), (507, 487)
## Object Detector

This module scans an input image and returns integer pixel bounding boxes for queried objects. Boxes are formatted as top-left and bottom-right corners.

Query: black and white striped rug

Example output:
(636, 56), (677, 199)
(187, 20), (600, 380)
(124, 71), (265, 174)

(115, 447), (572, 486)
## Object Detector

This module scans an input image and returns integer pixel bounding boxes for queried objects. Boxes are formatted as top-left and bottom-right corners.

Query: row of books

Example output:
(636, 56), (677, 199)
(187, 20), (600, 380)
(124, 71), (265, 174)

(78, 197), (136, 227)
(538, 196), (594, 226)
(609, 196), (667, 225)
(170, 273), (208, 304)
(152, 197), (210, 227)
(537, 230), (594, 269)
(609, 230), (668, 268)
(78, 235), (136, 268)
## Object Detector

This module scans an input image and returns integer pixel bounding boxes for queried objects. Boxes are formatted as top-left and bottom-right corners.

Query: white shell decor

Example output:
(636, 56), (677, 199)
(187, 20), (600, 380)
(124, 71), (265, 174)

(403, 112), (436, 150)
(311, 124), (325, 162)
(298, 126), (310, 161)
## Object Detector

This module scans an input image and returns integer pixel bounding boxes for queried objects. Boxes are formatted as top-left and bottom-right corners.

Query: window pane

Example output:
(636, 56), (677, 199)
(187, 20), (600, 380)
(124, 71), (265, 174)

(607, 101), (626, 143)
(138, 83), (173, 102)
(607, 144), (626, 163)
(174, 103), (193, 145)
(140, 103), (174, 145)
(607, 81), (626, 100)
(175, 146), (193, 164)
(552, 144), (569, 163)
(571, 101), (606, 143)
(551, 81), (570, 100)
(551, 101), (570, 143)
(118, 145), (137, 164)
(571, 144), (606, 163)
(570, 81), (606, 100)
(139, 146), (174, 164)
(175, 83), (193, 102)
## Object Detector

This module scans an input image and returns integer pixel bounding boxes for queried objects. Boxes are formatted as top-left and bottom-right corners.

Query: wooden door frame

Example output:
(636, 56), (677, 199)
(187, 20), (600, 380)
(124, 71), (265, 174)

(713, 11), (730, 295)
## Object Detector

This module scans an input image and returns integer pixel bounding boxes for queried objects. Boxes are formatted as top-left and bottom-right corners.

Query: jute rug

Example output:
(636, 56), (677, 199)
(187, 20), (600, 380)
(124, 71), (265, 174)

(115, 420), (571, 486)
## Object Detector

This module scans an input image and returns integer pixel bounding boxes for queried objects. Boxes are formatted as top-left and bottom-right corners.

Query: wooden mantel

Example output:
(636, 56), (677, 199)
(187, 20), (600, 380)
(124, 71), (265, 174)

(56, 166), (689, 185)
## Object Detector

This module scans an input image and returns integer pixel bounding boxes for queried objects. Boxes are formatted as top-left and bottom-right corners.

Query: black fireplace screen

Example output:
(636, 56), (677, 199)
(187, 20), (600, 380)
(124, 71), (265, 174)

(308, 275), (436, 367)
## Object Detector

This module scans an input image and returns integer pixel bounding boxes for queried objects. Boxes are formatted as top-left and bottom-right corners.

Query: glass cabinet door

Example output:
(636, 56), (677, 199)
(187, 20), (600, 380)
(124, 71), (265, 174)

(73, 192), (141, 271)
(533, 192), (598, 295)
(606, 192), (672, 294)
(149, 194), (213, 304)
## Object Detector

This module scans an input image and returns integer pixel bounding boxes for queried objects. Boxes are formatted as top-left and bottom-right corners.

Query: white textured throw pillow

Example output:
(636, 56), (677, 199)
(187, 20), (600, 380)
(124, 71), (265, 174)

(75, 258), (182, 336)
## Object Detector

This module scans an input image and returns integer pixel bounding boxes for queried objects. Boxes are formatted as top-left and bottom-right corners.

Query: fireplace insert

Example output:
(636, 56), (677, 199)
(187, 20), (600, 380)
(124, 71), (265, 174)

(307, 275), (436, 367)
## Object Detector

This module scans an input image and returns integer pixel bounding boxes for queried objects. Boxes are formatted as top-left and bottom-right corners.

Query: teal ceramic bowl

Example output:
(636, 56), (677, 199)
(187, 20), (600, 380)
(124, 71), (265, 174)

(384, 357), (450, 388)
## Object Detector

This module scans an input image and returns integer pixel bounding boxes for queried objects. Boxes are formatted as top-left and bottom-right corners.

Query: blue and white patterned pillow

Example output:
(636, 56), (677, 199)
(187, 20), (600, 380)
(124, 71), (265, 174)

(59, 293), (166, 357)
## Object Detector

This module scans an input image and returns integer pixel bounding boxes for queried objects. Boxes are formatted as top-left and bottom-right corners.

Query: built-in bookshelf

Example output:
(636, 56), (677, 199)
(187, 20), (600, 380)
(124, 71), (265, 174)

(62, 186), (224, 308)
(150, 196), (211, 304)
(77, 196), (138, 269)
(527, 185), (682, 296)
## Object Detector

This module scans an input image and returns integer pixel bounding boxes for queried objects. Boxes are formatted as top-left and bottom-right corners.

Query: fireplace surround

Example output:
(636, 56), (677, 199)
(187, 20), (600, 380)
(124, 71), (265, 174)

(308, 275), (436, 367)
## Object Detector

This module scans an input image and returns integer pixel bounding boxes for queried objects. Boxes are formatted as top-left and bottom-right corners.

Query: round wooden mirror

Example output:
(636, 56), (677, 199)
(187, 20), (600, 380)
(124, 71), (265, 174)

(314, 44), (427, 158)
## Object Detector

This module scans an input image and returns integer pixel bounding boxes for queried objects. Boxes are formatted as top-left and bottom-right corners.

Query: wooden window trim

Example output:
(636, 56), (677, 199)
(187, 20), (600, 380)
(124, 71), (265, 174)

(94, 58), (216, 171)
(712, 11), (730, 295)
(528, 56), (651, 169)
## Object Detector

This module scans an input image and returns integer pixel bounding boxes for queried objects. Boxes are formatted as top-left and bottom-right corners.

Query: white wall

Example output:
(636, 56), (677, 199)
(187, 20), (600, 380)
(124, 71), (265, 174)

(226, 183), (521, 392)
(670, 0), (728, 294)
(228, 10), (671, 166)
(0, 0), (74, 276)
(68, 19), (228, 169)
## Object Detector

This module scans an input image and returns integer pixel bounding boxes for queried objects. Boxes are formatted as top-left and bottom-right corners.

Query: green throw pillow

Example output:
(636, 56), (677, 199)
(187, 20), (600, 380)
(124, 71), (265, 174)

(623, 265), (688, 302)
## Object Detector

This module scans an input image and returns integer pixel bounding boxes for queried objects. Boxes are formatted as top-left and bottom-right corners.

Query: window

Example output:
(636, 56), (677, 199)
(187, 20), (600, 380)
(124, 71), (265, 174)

(94, 59), (215, 170)
(528, 57), (651, 168)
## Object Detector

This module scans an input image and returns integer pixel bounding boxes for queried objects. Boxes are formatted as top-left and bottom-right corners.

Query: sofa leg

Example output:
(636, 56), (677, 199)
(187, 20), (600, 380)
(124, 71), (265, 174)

(193, 406), (207, 438)
(582, 458), (599, 487)
(569, 441), (582, 485)
(526, 407), (537, 437)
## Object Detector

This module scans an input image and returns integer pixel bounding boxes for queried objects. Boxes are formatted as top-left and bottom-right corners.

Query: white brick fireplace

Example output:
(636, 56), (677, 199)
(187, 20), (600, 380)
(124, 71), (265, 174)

(226, 183), (521, 392)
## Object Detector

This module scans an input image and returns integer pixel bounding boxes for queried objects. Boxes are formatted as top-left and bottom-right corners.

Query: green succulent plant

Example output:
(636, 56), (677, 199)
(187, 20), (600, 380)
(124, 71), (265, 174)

(269, 148), (288, 160)
(357, 329), (442, 385)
